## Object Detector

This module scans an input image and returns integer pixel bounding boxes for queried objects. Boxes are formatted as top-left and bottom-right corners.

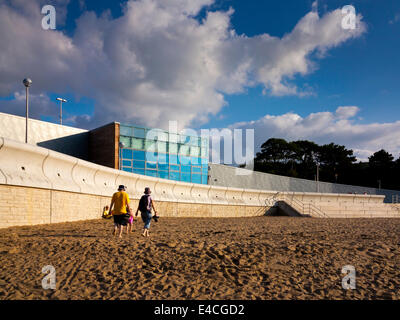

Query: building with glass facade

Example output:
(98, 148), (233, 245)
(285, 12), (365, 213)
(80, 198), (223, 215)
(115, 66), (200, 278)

(118, 124), (209, 184)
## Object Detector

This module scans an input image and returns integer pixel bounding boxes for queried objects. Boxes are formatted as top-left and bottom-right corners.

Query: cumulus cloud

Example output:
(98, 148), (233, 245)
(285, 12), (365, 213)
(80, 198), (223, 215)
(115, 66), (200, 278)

(230, 106), (400, 161)
(0, 0), (366, 129)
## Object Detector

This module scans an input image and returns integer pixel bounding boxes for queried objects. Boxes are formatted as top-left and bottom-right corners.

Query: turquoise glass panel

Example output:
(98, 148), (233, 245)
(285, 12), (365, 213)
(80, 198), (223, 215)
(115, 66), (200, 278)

(169, 142), (178, 154)
(169, 171), (180, 180)
(146, 162), (157, 170)
(179, 155), (191, 165)
(145, 139), (157, 152)
(122, 149), (132, 159)
(158, 163), (169, 171)
(122, 160), (131, 167)
(192, 166), (201, 173)
(158, 171), (169, 179)
(145, 170), (157, 177)
(133, 150), (145, 160)
(133, 127), (146, 138)
(157, 141), (167, 153)
(169, 154), (178, 164)
(120, 136), (131, 148)
(132, 160), (145, 169)
(191, 174), (201, 184)
(131, 138), (144, 150)
(158, 153), (168, 163)
(133, 168), (145, 175)
(120, 126), (132, 136)
(145, 151), (158, 162)
(181, 165), (191, 173)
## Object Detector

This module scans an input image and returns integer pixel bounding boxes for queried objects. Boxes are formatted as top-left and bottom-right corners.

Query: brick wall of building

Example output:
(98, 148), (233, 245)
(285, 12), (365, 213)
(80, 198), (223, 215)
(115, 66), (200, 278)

(88, 122), (120, 169)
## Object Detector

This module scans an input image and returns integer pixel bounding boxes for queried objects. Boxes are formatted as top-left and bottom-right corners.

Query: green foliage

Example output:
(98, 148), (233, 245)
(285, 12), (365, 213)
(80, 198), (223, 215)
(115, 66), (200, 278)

(253, 138), (400, 190)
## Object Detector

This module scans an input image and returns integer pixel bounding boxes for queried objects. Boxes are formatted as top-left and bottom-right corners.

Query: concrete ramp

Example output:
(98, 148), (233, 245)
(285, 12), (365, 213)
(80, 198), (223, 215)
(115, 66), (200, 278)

(276, 200), (306, 217)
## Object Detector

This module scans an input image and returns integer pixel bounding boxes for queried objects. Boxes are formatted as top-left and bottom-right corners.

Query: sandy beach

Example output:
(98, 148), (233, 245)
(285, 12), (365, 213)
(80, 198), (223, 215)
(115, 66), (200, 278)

(0, 216), (399, 300)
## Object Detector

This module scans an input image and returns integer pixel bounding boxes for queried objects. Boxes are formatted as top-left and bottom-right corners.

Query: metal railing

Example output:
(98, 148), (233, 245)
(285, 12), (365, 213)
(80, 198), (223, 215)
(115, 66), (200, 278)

(265, 192), (328, 218)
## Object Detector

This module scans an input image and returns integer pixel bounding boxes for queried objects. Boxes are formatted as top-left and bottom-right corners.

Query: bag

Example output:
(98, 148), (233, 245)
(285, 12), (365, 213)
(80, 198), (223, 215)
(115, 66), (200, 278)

(139, 195), (150, 213)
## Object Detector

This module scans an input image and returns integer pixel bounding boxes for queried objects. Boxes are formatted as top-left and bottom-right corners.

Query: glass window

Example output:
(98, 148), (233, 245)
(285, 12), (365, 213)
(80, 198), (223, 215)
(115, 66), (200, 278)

(122, 167), (132, 173)
(202, 174), (208, 184)
(201, 157), (208, 164)
(179, 144), (190, 156)
(157, 131), (168, 142)
(170, 164), (180, 171)
(145, 170), (157, 177)
(158, 153), (168, 164)
(190, 146), (200, 157)
(169, 154), (178, 164)
(169, 142), (178, 154)
(122, 160), (132, 167)
(133, 150), (145, 160)
(157, 141), (167, 153)
(201, 138), (208, 147)
(191, 174), (202, 184)
(201, 147), (208, 157)
(131, 138), (144, 150)
(158, 171), (169, 179)
(133, 127), (146, 138)
(158, 163), (169, 171)
(179, 155), (190, 165)
(192, 166), (201, 173)
(145, 151), (158, 162)
(191, 156), (201, 165)
(120, 125), (132, 136)
(119, 136), (131, 148)
(188, 136), (200, 147)
(146, 161), (157, 170)
(169, 133), (178, 143)
(181, 165), (191, 173)
(181, 173), (191, 182)
(145, 139), (157, 152)
(180, 135), (190, 144)
(169, 171), (180, 181)
(133, 168), (145, 175)
(122, 148), (132, 159)
(132, 160), (145, 169)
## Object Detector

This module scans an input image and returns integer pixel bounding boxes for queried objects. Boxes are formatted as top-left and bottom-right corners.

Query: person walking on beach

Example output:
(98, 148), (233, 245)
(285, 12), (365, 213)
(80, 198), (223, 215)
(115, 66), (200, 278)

(109, 185), (133, 238)
(135, 187), (158, 237)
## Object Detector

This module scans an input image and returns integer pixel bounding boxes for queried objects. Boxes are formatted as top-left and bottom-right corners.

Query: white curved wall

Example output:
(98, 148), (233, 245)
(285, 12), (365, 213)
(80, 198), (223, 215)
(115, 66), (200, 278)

(0, 137), (388, 223)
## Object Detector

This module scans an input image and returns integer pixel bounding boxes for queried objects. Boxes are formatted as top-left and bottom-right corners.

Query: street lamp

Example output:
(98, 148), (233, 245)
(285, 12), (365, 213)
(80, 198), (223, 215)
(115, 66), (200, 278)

(23, 78), (32, 143)
(56, 98), (67, 125)
(311, 151), (320, 193)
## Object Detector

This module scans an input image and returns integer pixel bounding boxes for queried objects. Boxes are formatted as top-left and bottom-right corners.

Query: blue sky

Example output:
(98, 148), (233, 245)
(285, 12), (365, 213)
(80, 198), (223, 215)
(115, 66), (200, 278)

(0, 0), (400, 159)
(53, 0), (400, 128)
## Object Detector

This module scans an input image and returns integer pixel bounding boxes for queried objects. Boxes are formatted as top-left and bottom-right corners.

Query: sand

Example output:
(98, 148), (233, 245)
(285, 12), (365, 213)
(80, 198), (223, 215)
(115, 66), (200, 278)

(0, 216), (399, 300)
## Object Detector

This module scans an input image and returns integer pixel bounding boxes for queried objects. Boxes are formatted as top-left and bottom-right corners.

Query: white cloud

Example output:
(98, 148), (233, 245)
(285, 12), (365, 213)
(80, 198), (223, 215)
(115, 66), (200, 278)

(0, 0), (366, 129)
(230, 106), (400, 161)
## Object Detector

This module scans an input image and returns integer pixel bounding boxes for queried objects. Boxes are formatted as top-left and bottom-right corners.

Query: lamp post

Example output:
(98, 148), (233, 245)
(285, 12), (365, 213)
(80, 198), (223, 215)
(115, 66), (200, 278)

(23, 78), (32, 143)
(311, 151), (320, 193)
(56, 98), (67, 125)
